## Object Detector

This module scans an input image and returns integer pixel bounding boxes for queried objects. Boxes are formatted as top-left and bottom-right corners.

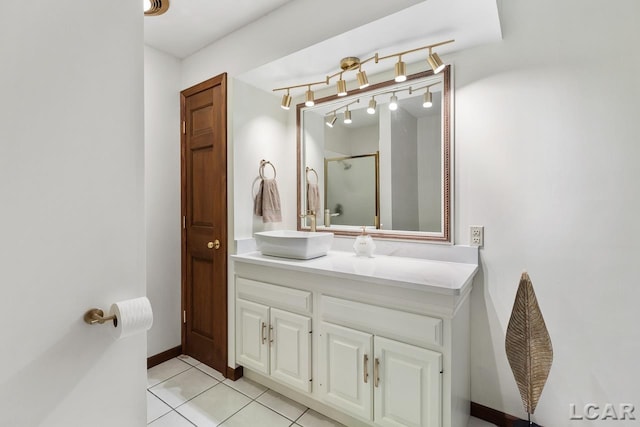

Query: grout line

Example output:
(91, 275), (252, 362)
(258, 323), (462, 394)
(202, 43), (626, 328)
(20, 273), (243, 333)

(146, 390), (173, 424)
(173, 381), (223, 410)
(212, 395), (255, 426)
(147, 360), (194, 389)
(253, 399), (307, 423)
(173, 409), (197, 426)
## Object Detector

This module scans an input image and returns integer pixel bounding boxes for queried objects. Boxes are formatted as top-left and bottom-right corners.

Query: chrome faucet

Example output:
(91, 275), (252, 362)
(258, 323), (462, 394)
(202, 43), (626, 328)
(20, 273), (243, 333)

(300, 210), (317, 232)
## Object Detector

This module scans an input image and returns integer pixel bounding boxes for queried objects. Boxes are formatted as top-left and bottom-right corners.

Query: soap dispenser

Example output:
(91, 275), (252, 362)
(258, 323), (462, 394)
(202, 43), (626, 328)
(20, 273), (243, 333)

(353, 226), (375, 257)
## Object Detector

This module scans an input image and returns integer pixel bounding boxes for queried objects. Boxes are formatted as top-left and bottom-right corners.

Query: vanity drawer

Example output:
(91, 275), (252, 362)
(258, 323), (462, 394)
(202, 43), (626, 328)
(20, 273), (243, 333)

(320, 295), (442, 348)
(236, 277), (312, 314)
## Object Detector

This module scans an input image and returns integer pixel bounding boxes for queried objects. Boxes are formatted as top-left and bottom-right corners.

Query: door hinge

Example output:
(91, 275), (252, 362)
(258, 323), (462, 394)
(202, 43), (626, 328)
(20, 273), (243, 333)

(183, 310), (187, 324)
(182, 121), (186, 134)
(182, 216), (186, 229)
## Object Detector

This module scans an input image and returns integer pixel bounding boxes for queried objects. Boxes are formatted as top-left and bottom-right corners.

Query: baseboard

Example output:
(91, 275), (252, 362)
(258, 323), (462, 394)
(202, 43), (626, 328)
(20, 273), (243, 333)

(471, 402), (522, 427)
(226, 365), (243, 380)
(147, 345), (182, 369)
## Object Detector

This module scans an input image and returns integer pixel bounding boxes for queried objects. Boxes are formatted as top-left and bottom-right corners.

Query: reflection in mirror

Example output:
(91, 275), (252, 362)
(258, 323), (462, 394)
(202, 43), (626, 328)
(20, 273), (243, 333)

(325, 153), (379, 228)
(298, 67), (451, 242)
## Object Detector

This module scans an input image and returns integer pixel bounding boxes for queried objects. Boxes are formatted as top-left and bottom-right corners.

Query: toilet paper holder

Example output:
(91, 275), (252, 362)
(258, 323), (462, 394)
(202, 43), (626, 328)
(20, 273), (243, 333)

(84, 308), (118, 327)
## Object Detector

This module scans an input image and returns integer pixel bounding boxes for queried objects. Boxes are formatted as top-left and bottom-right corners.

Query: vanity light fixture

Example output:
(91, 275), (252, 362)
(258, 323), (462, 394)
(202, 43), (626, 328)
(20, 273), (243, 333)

(367, 97), (377, 114)
(356, 68), (370, 89)
(281, 90), (292, 110)
(423, 90), (433, 108)
(394, 57), (407, 82)
(305, 86), (315, 107)
(272, 39), (453, 107)
(389, 93), (398, 111)
(336, 74), (348, 97)
(144, 0), (169, 16)
(343, 108), (352, 124)
(427, 48), (445, 74)
(324, 99), (360, 129)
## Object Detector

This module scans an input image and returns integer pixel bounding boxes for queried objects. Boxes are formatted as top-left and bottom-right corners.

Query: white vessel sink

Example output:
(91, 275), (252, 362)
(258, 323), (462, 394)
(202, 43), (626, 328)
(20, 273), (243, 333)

(254, 230), (334, 260)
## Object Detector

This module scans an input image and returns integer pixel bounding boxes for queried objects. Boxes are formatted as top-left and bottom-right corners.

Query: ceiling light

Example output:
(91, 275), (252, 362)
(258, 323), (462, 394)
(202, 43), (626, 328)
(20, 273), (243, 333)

(389, 94), (398, 111)
(367, 98), (377, 115)
(423, 90), (433, 108)
(336, 76), (347, 97)
(305, 86), (315, 107)
(428, 50), (445, 74)
(394, 58), (407, 82)
(343, 109), (352, 124)
(281, 91), (292, 110)
(357, 70), (369, 89)
(326, 114), (337, 128)
(144, 0), (170, 16)
(271, 39), (453, 109)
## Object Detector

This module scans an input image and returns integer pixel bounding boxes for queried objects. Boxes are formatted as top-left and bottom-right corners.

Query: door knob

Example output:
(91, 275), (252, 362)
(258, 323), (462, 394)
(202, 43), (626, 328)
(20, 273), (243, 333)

(207, 240), (220, 249)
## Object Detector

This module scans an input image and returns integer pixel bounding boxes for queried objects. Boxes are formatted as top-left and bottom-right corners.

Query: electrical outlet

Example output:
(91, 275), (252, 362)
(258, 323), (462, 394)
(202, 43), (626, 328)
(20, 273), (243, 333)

(470, 225), (484, 247)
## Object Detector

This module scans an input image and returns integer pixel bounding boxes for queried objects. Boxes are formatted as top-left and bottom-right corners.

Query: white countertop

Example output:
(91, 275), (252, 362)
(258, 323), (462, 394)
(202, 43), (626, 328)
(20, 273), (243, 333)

(232, 250), (478, 296)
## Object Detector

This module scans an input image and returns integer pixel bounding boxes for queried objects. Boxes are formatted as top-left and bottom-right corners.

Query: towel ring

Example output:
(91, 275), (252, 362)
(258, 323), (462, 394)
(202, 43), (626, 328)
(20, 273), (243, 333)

(260, 160), (276, 179)
(306, 167), (318, 185)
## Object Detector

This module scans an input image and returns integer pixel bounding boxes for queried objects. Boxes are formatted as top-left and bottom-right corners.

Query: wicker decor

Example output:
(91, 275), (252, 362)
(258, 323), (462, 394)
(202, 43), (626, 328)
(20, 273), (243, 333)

(505, 272), (553, 416)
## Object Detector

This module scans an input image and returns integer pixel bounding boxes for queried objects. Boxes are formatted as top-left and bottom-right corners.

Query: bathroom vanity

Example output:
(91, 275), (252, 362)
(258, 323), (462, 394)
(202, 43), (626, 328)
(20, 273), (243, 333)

(232, 247), (477, 427)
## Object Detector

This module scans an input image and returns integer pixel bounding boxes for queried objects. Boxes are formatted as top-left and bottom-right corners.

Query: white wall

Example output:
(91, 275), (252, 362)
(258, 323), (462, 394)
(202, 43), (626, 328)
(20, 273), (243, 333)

(144, 46), (182, 357)
(453, 0), (640, 424)
(0, 1), (146, 425)
(232, 80), (293, 239)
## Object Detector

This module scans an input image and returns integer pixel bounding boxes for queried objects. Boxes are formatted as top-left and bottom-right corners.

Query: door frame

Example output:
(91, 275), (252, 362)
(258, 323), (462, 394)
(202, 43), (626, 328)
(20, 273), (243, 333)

(180, 74), (228, 374)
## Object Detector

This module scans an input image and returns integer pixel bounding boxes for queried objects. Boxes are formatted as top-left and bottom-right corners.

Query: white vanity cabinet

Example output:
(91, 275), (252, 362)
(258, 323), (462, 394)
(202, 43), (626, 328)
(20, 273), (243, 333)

(232, 250), (478, 427)
(318, 296), (443, 427)
(236, 277), (312, 393)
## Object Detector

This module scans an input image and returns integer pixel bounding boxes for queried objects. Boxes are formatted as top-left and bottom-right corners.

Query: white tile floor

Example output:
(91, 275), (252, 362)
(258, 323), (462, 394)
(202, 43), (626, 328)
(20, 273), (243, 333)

(147, 355), (497, 426)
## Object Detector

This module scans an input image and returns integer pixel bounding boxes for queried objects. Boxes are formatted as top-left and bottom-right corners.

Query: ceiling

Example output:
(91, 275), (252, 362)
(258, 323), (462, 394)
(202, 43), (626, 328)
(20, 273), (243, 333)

(144, 0), (295, 59)
(238, 0), (502, 94)
(144, 0), (502, 93)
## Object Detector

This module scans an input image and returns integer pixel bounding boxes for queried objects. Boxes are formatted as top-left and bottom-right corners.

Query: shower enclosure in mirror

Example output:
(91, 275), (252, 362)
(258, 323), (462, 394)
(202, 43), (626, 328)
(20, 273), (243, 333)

(324, 153), (379, 228)
(298, 66), (451, 242)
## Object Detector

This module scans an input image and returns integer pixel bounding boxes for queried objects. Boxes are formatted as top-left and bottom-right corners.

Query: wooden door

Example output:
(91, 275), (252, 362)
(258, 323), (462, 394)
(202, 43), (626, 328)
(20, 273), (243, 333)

(373, 336), (442, 427)
(318, 322), (373, 421)
(236, 299), (270, 374)
(181, 74), (227, 374)
(270, 308), (312, 392)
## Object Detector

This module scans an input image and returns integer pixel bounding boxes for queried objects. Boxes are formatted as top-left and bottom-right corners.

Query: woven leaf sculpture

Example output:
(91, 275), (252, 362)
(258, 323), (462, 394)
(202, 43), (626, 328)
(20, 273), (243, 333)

(505, 272), (553, 415)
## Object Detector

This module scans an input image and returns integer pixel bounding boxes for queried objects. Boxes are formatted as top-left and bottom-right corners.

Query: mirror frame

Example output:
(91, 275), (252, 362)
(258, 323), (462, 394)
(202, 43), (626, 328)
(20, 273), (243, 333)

(297, 65), (451, 242)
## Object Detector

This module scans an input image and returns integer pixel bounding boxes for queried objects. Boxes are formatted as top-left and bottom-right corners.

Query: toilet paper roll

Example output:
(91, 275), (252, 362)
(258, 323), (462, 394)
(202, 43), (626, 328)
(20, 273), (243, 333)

(109, 297), (153, 339)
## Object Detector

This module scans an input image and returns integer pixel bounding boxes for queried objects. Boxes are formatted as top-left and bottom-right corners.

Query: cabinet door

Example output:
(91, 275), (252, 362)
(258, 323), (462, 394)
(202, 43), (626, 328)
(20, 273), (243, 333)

(373, 336), (442, 427)
(236, 299), (269, 374)
(318, 322), (373, 421)
(269, 308), (312, 392)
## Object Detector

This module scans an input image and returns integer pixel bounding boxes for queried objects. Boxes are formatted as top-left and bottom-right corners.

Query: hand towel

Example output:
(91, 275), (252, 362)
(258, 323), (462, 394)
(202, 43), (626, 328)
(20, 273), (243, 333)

(307, 183), (320, 214)
(254, 179), (282, 223)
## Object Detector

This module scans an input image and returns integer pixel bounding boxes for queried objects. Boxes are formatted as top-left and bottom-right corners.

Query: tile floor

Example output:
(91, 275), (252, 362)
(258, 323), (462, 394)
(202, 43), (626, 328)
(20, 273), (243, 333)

(147, 355), (497, 427)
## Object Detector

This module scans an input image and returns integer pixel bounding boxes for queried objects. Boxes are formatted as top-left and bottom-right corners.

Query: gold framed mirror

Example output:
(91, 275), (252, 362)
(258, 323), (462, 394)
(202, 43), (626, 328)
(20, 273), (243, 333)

(297, 66), (451, 242)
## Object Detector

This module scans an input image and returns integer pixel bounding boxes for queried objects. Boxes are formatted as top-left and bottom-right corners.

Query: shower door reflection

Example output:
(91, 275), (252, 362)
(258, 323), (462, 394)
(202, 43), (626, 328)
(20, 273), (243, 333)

(324, 152), (379, 228)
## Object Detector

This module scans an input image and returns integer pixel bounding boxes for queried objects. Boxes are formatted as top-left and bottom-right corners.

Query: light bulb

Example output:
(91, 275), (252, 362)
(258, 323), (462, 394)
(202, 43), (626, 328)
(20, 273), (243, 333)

(394, 60), (407, 82)
(326, 115), (337, 128)
(389, 95), (398, 111)
(336, 79), (347, 97)
(367, 98), (377, 115)
(343, 109), (352, 124)
(423, 91), (433, 108)
(305, 89), (315, 107)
